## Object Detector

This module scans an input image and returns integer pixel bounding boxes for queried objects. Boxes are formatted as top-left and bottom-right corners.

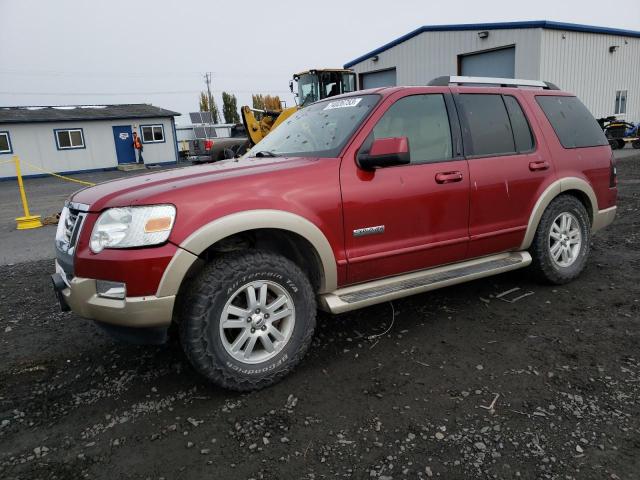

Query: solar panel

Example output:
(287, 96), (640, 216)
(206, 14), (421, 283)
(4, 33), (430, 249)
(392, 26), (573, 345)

(200, 111), (213, 124)
(189, 112), (203, 124)
(193, 127), (207, 139)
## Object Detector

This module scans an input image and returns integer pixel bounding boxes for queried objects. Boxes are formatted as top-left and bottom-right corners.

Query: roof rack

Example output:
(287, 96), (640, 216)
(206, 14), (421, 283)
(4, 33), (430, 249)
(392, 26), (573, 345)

(429, 75), (560, 90)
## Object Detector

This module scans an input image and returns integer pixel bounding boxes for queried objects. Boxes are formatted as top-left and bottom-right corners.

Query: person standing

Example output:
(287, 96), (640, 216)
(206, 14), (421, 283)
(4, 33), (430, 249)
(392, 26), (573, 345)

(133, 131), (144, 164)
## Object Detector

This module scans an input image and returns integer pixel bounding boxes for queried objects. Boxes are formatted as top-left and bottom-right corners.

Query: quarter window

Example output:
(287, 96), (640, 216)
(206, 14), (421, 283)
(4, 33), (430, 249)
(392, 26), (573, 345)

(614, 90), (627, 114)
(503, 95), (535, 152)
(371, 94), (453, 164)
(141, 125), (165, 143)
(0, 131), (12, 154)
(457, 94), (515, 157)
(536, 96), (608, 149)
(55, 129), (85, 149)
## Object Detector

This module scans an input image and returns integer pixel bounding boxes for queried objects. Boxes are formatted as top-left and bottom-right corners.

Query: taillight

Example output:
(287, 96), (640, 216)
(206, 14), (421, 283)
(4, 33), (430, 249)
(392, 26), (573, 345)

(609, 153), (617, 188)
(204, 139), (214, 151)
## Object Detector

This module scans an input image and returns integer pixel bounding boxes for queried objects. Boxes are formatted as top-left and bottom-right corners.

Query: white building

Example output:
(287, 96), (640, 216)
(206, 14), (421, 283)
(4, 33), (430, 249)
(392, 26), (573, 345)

(345, 21), (640, 121)
(0, 104), (180, 179)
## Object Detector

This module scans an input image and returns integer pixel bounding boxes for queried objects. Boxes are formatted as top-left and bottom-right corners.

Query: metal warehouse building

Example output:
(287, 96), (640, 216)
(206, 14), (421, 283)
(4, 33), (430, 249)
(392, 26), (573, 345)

(345, 21), (640, 121)
(0, 104), (180, 179)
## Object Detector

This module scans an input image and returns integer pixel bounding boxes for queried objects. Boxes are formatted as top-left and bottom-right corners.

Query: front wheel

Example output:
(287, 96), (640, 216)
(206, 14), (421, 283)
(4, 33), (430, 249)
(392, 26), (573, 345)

(529, 195), (591, 284)
(179, 251), (316, 391)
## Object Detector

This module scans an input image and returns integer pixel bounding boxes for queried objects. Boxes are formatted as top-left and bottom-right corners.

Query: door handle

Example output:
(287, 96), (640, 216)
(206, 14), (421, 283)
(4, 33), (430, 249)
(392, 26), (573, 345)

(529, 160), (550, 171)
(435, 171), (463, 184)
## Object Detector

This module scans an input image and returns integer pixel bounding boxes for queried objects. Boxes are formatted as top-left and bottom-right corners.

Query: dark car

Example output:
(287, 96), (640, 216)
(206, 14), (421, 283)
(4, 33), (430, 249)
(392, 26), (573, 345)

(190, 124), (248, 163)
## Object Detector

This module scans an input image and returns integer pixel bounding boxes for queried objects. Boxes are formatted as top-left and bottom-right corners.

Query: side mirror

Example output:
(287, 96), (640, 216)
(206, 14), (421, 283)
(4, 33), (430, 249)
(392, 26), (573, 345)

(357, 137), (410, 170)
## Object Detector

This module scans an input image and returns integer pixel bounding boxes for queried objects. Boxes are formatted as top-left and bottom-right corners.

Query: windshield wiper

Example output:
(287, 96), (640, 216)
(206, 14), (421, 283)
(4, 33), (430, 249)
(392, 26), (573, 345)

(253, 150), (278, 158)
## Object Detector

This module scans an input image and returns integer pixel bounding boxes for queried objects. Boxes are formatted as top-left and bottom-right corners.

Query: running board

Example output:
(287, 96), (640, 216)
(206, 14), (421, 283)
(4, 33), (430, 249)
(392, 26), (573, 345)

(318, 251), (532, 314)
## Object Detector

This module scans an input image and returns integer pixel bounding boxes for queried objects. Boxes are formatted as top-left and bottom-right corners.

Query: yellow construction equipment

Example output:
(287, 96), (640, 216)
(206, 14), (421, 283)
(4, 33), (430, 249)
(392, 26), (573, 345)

(242, 68), (357, 146)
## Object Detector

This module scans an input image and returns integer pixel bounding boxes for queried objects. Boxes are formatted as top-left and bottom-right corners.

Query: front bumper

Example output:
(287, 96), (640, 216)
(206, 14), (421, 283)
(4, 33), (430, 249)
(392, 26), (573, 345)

(53, 260), (175, 328)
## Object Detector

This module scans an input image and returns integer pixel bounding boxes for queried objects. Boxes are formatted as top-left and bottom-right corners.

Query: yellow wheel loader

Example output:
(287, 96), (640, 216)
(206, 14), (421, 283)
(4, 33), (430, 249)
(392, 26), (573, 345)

(242, 69), (357, 146)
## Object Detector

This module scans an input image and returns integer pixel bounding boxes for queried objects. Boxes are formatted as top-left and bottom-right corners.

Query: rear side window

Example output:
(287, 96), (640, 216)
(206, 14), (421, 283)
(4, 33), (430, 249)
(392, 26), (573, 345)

(503, 95), (535, 152)
(536, 96), (608, 148)
(372, 94), (453, 164)
(457, 94), (515, 157)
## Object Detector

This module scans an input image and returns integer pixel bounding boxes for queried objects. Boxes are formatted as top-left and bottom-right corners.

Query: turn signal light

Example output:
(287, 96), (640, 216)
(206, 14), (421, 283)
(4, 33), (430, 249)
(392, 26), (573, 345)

(144, 216), (173, 233)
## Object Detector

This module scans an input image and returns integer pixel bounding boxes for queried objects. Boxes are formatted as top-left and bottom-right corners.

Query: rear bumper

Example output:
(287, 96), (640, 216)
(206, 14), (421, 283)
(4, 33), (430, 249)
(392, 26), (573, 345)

(592, 206), (617, 233)
(53, 260), (175, 328)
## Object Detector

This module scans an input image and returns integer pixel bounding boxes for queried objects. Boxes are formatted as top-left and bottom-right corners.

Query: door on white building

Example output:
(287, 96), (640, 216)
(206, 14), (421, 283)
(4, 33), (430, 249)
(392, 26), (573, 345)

(112, 125), (136, 164)
(360, 68), (397, 89)
(459, 46), (516, 78)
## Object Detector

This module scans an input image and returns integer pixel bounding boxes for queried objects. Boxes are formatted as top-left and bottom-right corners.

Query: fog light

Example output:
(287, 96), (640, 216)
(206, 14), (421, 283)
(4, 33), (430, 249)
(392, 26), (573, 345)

(96, 280), (126, 299)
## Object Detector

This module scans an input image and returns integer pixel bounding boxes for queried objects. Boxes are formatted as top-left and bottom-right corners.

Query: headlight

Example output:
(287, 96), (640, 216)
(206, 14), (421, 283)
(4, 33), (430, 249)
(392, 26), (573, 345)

(90, 205), (176, 253)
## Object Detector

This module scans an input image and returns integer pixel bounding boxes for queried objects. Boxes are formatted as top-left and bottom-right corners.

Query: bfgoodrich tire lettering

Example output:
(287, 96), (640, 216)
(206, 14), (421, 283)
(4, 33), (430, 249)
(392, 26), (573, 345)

(529, 195), (591, 284)
(179, 250), (316, 391)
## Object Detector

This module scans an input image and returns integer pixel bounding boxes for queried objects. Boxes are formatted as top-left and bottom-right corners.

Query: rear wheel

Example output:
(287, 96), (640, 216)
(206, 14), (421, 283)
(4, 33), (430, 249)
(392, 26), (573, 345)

(529, 195), (591, 284)
(179, 251), (316, 391)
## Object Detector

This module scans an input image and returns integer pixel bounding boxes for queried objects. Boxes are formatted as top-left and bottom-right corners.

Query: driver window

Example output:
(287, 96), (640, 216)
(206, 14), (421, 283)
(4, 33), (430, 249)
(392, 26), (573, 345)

(372, 94), (453, 164)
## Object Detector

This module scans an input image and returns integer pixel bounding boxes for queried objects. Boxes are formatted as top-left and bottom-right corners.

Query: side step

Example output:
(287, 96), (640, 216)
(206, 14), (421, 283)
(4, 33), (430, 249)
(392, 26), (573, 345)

(318, 251), (532, 314)
(117, 164), (147, 172)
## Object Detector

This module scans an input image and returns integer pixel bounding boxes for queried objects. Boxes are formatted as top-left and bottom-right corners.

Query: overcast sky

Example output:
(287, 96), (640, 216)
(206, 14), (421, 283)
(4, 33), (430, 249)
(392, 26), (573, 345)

(1, 0), (639, 124)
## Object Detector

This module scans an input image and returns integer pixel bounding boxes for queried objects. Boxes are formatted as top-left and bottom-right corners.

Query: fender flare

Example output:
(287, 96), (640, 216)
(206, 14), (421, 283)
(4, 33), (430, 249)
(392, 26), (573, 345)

(157, 210), (338, 297)
(519, 177), (598, 250)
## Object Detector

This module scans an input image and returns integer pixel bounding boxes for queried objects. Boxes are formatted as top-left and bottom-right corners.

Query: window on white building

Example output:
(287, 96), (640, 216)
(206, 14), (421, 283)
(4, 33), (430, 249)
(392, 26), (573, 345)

(0, 132), (12, 154)
(55, 129), (85, 149)
(141, 125), (165, 143)
(614, 90), (627, 115)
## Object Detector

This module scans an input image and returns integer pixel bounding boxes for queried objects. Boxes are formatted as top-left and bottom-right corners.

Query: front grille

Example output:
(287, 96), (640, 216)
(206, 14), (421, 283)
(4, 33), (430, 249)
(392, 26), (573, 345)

(64, 208), (80, 245)
(56, 204), (87, 254)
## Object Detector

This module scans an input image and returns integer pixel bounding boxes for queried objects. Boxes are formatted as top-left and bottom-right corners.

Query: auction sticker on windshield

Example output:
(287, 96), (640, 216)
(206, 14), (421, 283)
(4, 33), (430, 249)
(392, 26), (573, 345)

(324, 98), (362, 110)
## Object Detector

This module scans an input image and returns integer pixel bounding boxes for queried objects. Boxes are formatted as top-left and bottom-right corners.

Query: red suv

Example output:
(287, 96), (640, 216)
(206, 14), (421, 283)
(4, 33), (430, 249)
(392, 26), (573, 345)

(52, 76), (617, 390)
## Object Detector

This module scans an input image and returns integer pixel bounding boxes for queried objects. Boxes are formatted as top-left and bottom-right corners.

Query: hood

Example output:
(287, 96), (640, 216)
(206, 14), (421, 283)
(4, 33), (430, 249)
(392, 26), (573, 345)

(71, 156), (318, 211)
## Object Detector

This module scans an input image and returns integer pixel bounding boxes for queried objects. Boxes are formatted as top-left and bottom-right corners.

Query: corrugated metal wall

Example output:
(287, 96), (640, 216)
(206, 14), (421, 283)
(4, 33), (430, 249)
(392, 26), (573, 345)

(540, 30), (640, 121)
(350, 27), (639, 122)
(350, 28), (542, 87)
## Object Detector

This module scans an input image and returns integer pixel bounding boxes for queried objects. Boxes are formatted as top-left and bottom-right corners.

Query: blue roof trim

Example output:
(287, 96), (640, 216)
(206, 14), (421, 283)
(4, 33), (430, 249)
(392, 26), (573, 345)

(344, 20), (640, 68)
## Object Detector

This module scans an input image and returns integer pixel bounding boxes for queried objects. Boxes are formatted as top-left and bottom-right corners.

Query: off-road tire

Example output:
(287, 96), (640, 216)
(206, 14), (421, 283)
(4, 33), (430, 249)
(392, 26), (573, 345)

(529, 195), (591, 285)
(179, 250), (316, 391)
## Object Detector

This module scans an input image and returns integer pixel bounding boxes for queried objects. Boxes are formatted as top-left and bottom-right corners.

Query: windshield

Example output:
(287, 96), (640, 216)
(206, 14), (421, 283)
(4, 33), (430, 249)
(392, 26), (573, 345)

(247, 94), (380, 158)
(298, 74), (319, 106)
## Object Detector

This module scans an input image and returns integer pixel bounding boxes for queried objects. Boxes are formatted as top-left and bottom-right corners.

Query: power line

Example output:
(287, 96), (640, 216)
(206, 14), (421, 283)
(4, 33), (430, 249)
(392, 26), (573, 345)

(0, 69), (287, 79)
(0, 90), (291, 96)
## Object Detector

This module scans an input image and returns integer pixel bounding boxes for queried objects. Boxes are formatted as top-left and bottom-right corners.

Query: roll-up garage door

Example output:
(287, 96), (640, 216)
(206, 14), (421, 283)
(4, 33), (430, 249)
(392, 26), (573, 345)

(460, 47), (515, 78)
(361, 68), (397, 89)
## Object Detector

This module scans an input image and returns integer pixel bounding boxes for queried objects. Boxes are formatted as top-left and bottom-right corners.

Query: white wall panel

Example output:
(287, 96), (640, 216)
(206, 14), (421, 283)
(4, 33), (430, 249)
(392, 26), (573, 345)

(0, 117), (177, 179)
(540, 30), (640, 120)
(350, 29), (542, 87)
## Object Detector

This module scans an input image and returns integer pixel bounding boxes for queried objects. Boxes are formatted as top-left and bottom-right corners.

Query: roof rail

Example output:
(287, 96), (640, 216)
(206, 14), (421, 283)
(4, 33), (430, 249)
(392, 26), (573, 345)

(429, 75), (560, 90)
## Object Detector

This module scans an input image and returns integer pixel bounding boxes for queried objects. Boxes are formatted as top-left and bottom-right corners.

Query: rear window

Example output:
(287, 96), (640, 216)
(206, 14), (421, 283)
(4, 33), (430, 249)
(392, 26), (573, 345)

(457, 94), (515, 157)
(536, 96), (608, 148)
(503, 95), (534, 152)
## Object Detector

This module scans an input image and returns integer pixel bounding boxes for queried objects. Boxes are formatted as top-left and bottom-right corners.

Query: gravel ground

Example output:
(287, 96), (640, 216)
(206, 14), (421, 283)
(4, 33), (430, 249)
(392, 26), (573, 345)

(1, 157), (639, 480)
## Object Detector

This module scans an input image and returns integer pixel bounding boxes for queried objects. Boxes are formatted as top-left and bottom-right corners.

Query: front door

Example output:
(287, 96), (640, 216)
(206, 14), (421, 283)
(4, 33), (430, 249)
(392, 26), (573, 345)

(340, 90), (470, 284)
(112, 125), (136, 164)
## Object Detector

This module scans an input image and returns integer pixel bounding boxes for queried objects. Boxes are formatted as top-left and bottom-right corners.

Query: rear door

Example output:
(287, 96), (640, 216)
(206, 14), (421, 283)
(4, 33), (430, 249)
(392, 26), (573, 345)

(453, 91), (555, 258)
(340, 89), (470, 284)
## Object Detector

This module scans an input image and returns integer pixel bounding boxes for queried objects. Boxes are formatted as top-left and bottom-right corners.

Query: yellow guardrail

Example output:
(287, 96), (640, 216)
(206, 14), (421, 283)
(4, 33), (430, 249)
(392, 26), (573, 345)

(6, 155), (96, 230)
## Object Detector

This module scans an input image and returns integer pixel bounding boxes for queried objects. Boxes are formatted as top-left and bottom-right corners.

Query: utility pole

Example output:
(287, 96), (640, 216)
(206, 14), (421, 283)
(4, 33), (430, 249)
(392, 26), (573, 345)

(203, 72), (217, 123)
